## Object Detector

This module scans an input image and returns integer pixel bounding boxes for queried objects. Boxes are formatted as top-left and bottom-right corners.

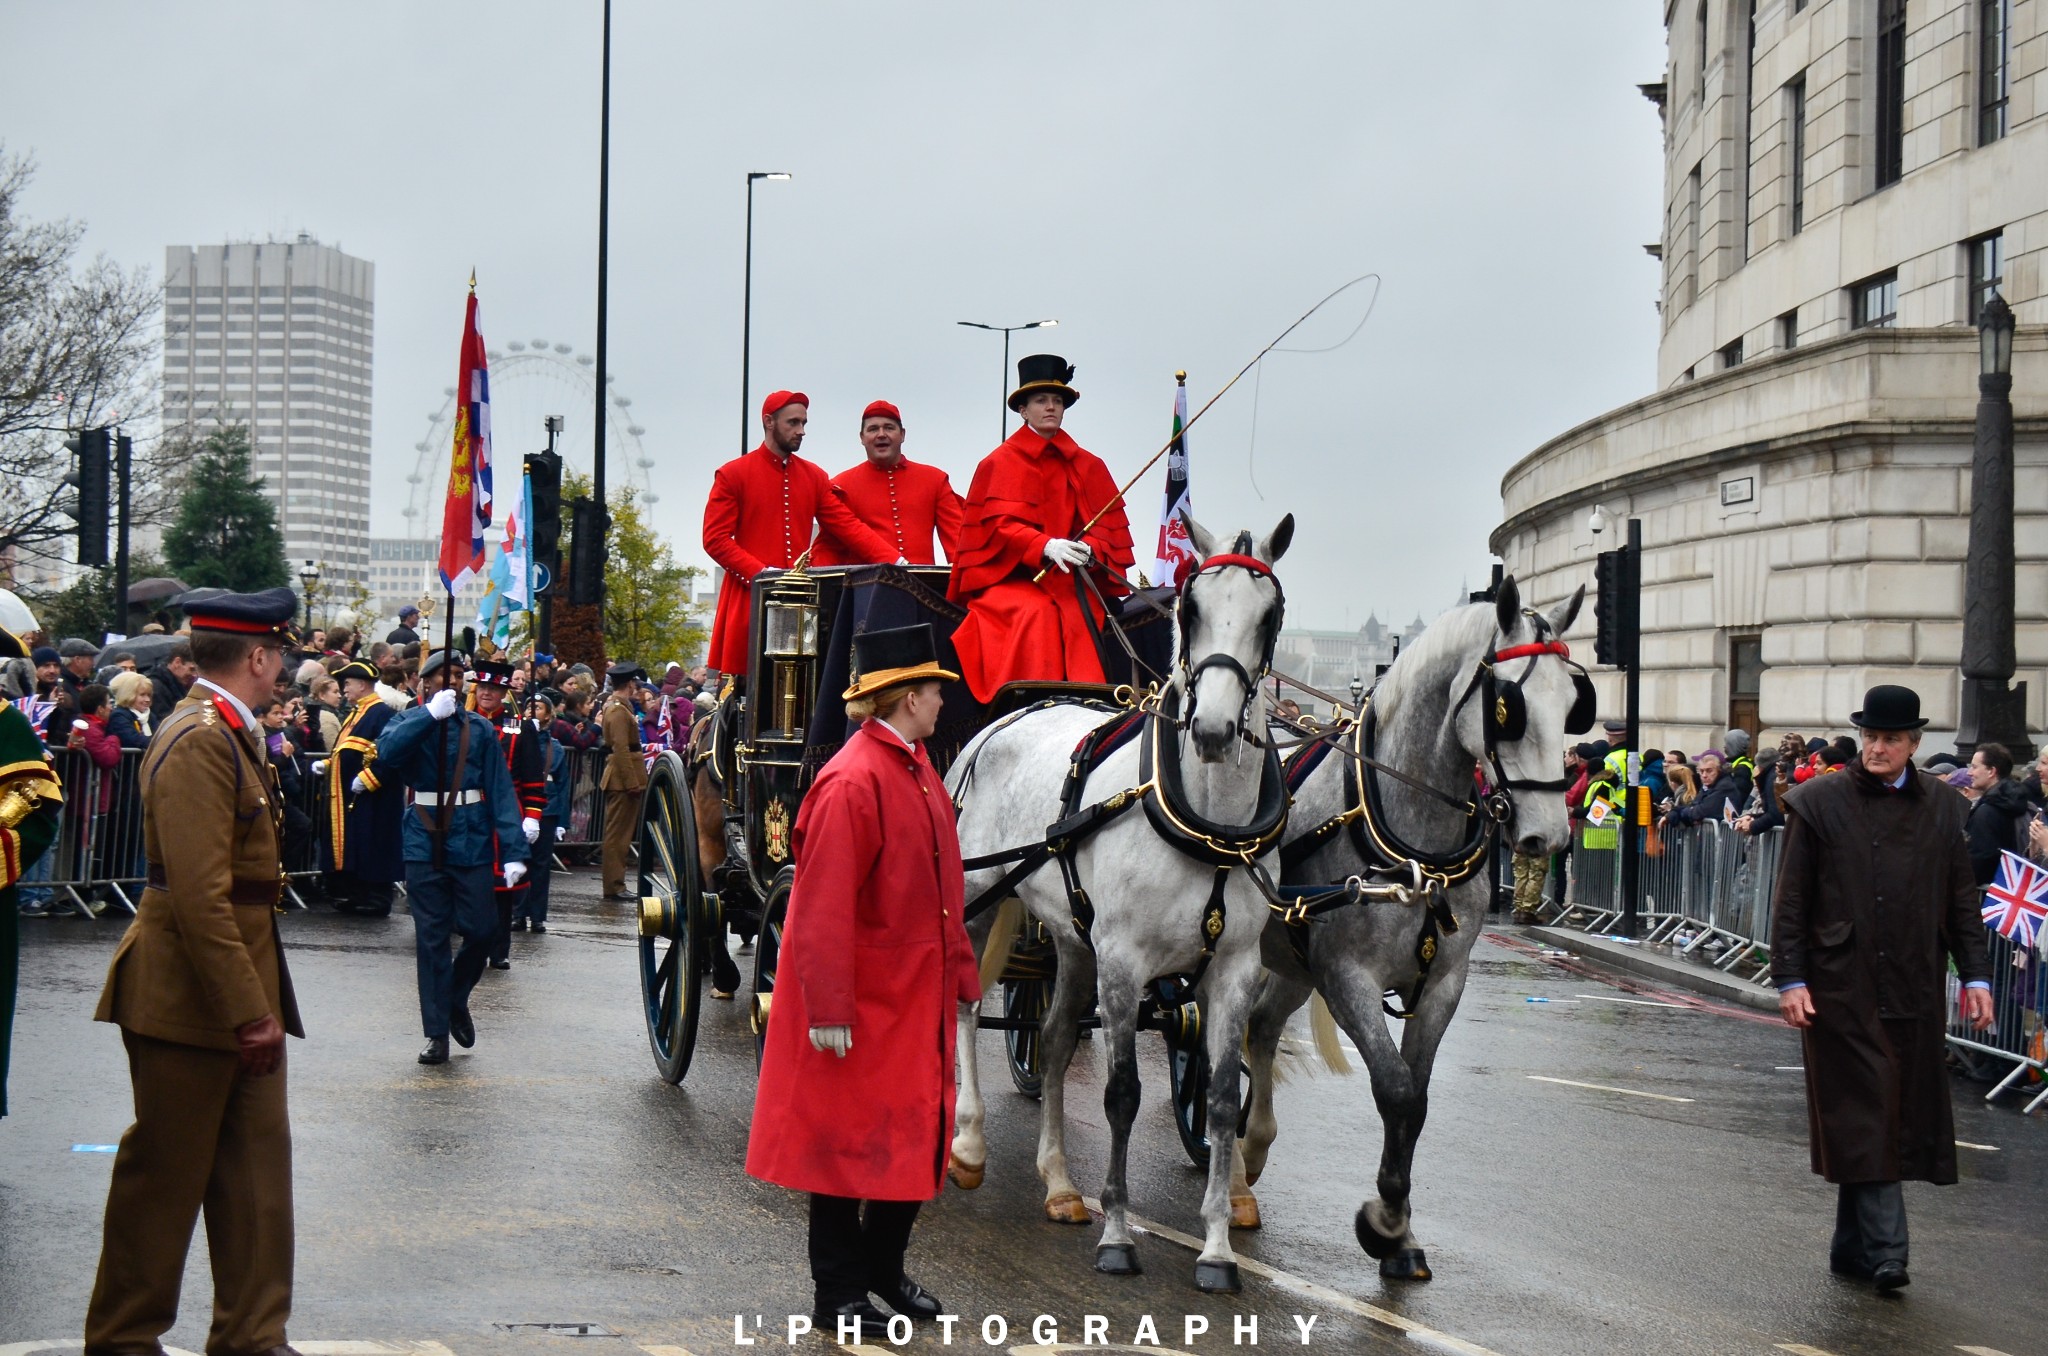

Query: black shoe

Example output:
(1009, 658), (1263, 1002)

(488, 958), (511, 971)
(450, 1005), (475, 1048)
(418, 1036), (448, 1065)
(511, 918), (528, 932)
(878, 1278), (944, 1319)
(1830, 1257), (1873, 1280)
(1872, 1260), (1909, 1293)
(530, 921), (547, 934)
(813, 1299), (891, 1342)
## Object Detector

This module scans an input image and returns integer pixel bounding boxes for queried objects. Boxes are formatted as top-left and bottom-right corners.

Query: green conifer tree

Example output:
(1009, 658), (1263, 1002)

(162, 425), (290, 592)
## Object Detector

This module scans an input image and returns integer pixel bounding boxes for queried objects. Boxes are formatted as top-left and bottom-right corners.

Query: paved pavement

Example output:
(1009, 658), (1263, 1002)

(2, 870), (2042, 1356)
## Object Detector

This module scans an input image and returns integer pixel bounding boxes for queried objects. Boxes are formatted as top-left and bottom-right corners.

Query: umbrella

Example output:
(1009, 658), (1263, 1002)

(97, 634), (188, 670)
(0, 587), (38, 635)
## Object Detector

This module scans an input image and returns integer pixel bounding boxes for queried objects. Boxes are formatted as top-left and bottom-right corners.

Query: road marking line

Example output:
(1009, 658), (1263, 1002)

(1526, 1075), (1694, 1103)
(1775, 1345), (1840, 1356)
(1955, 1140), (2000, 1151)
(1572, 993), (1691, 1009)
(1957, 1346), (2020, 1355)
(1775, 1066), (1804, 1072)
(1080, 1196), (1503, 1356)
(638, 1347), (697, 1356)
(298, 1346), (456, 1356)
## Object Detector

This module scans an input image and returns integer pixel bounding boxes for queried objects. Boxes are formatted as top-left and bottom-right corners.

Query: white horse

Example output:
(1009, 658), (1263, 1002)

(945, 513), (1293, 1293)
(1235, 577), (1588, 1281)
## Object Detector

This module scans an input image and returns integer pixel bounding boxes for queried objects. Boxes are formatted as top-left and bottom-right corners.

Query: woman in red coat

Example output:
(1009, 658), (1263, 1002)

(745, 623), (982, 1338)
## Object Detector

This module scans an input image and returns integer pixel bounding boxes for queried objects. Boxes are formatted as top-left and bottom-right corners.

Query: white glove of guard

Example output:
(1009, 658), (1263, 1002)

(809, 1024), (852, 1058)
(427, 689), (458, 720)
(554, 825), (566, 841)
(350, 774), (367, 794)
(1041, 538), (1092, 573)
(502, 860), (528, 889)
(522, 816), (541, 844)
(309, 759), (328, 776)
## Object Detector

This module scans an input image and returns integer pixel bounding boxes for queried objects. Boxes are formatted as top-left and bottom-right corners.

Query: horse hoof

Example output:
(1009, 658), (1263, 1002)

(1195, 1260), (1242, 1294)
(1095, 1243), (1142, 1275)
(1354, 1203), (1403, 1260)
(948, 1155), (984, 1191)
(1045, 1191), (1091, 1224)
(1229, 1193), (1262, 1230)
(1379, 1247), (1432, 1282)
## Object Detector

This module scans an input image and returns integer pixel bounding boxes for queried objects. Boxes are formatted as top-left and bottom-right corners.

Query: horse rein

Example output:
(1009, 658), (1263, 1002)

(1174, 545), (1285, 745)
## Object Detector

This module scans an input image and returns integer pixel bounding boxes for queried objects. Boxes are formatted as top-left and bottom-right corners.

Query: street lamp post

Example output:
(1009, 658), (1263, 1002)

(298, 559), (320, 636)
(742, 171), (793, 456)
(957, 319), (1058, 442)
(1957, 292), (2031, 759)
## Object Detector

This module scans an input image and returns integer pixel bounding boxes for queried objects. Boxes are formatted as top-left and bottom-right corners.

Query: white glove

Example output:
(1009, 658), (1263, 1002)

(503, 860), (528, 889)
(1041, 538), (1092, 573)
(554, 825), (566, 841)
(522, 816), (541, 844)
(350, 774), (367, 794)
(809, 1024), (852, 1058)
(309, 759), (328, 776)
(427, 689), (458, 720)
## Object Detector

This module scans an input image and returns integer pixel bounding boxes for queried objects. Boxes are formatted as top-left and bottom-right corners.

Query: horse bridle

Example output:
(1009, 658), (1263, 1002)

(1449, 612), (1597, 820)
(1175, 536), (1284, 741)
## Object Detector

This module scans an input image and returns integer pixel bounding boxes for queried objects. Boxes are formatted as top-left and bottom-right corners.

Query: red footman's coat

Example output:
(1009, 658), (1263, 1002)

(745, 720), (982, 1201)
(812, 458), (964, 566)
(945, 427), (1134, 702)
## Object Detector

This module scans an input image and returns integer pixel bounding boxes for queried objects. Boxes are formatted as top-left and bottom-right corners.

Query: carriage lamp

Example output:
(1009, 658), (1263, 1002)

(762, 598), (817, 659)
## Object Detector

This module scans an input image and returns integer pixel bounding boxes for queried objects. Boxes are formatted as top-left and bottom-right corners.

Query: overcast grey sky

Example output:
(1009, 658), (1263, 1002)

(2, 1), (1667, 630)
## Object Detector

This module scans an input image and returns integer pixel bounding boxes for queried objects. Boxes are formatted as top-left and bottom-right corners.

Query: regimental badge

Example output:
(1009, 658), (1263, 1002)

(1204, 906), (1225, 941)
(1493, 694), (1509, 727)
(764, 798), (791, 864)
(1419, 933), (1438, 965)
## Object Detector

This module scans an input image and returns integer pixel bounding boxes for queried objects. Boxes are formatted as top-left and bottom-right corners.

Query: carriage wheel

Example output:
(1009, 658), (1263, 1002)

(750, 866), (794, 1070)
(1165, 1005), (1248, 1167)
(1004, 975), (1052, 1099)
(636, 752), (704, 1085)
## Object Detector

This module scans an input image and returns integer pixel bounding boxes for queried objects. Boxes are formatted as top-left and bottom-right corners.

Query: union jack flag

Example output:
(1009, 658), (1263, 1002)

(1984, 849), (2048, 949)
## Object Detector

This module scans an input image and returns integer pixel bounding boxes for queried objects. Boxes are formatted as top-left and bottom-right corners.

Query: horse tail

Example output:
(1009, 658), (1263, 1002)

(1310, 991), (1353, 1076)
(977, 896), (1023, 995)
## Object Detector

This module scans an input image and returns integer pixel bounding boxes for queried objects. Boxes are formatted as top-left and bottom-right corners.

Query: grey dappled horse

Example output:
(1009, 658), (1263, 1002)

(1237, 578), (1585, 1281)
(945, 514), (1292, 1293)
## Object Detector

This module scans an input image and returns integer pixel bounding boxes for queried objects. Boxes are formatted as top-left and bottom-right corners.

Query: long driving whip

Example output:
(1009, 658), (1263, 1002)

(1033, 272), (1381, 582)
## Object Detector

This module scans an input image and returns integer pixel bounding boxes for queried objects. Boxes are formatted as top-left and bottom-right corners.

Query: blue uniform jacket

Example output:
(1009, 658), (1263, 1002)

(543, 738), (571, 822)
(375, 706), (531, 868)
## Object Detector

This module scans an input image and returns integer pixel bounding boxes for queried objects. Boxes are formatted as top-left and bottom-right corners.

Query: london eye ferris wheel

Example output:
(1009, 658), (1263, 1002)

(399, 339), (658, 533)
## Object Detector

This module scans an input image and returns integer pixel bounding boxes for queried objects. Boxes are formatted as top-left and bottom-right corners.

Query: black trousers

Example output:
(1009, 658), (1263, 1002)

(808, 1194), (920, 1309)
(1831, 1181), (1908, 1274)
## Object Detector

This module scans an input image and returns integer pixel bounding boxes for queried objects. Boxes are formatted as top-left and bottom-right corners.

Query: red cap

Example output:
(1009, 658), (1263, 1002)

(761, 390), (808, 420)
(861, 400), (902, 425)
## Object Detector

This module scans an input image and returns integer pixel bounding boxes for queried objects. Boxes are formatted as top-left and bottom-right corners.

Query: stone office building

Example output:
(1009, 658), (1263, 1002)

(1492, 0), (2046, 752)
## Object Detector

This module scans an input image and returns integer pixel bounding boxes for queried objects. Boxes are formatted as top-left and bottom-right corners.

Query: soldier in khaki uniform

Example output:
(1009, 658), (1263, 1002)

(86, 587), (306, 1356)
(599, 662), (649, 899)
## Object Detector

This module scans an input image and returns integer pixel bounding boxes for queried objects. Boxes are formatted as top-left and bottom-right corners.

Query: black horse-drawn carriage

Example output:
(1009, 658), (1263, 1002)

(630, 560), (1236, 1162)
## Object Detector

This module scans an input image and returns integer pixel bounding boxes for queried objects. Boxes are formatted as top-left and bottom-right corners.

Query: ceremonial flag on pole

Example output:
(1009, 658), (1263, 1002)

(1152, 372), (1195, 588)
(1985, 849), (2048, 949)
(438, 283), (494, 594)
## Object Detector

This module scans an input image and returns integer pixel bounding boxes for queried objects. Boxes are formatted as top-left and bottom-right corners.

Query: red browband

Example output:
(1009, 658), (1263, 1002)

(1190, 553), (1274, 580)
(1494, 640), (1570, 661)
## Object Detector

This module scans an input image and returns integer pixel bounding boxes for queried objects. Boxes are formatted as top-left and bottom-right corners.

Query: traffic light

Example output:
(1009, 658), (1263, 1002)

(62, 427), (112, 567)
(1593, 546), (1638, 668)
(526, 449), (563, 593)
(568, 497), (610, 607)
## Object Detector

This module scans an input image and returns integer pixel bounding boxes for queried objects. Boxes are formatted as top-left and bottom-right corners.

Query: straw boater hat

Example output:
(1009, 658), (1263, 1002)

(1007, 354), (1080, 412)
(842, 624), (957, 701)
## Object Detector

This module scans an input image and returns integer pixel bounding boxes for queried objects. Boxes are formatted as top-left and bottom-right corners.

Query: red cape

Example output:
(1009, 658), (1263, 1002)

(945, 426), (1134, 701)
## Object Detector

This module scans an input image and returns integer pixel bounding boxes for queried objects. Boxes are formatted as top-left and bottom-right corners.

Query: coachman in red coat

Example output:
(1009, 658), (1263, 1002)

(702, 391), (897, 676)
(946, 356), (1135, 702)
(812, 401), (964, 566)
(746, 623), (981, 1337)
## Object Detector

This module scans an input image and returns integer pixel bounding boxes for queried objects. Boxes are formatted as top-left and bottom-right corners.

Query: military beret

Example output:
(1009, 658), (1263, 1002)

(183, 586), (300, 642)
(421, 649), (468, 678)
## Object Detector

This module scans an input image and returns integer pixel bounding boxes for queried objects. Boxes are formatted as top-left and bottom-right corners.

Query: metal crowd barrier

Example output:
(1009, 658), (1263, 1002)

(1948, 926), (2048, 1114)
(1552, 821), (1783, 985)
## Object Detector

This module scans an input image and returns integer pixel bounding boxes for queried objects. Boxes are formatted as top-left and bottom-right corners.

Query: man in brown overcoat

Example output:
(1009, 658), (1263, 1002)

(86, 587), (307, 1356)
(1771, 684), (1994, 1293)
(598, 662), (648, 900)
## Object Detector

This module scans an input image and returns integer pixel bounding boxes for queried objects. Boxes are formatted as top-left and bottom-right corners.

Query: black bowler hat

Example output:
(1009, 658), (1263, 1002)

(1851, 684), (1929, 731)
(183, 586), (301, 645)
(1008, 354), (1080, 412)
(842, 623), (958, 700)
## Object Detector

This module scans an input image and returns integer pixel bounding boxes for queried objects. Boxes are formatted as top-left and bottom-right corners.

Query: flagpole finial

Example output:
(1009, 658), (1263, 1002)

(1175, 370), (1187, 384)
(468, 269), (477, 292)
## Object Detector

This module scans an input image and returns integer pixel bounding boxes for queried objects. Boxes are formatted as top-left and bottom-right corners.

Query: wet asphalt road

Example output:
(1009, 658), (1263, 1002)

(2, 868), (2042, 1356)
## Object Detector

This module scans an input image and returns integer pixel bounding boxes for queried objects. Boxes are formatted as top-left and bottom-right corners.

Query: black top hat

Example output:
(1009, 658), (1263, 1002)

(842, 623), (959, 700)
(1850, 684), (1929, 730)
(1008, 354), (1080, 413)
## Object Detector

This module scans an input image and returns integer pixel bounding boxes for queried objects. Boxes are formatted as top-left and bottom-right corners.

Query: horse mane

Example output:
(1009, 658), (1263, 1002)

(1371, 602), (1499, 726)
